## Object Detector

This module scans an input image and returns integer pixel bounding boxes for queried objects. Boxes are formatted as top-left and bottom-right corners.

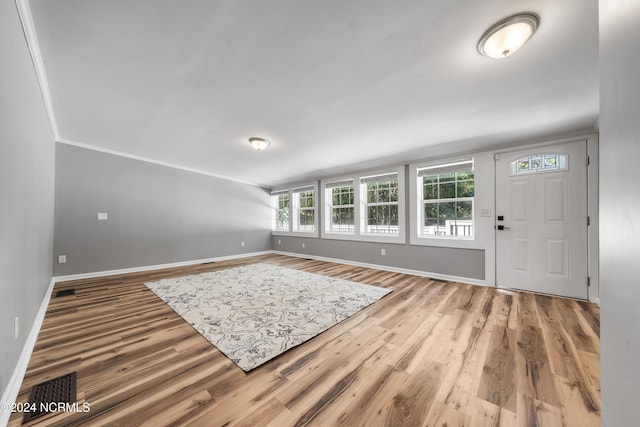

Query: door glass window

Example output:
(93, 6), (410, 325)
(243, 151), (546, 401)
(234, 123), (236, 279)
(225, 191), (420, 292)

(510, 154), (568, 175)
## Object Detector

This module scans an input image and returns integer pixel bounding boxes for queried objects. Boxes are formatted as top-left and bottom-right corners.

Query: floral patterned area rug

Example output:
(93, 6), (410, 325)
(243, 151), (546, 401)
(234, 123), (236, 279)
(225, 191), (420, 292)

(145, 263), (392, 371)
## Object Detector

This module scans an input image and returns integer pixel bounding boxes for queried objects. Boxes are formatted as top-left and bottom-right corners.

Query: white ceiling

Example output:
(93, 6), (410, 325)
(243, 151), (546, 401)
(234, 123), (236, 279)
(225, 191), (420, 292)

(29, 0), (598, 188)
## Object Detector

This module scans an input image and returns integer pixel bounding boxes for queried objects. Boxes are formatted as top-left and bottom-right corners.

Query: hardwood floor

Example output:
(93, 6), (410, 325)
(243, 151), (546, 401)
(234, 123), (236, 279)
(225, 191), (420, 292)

(8, 254), (600, 426)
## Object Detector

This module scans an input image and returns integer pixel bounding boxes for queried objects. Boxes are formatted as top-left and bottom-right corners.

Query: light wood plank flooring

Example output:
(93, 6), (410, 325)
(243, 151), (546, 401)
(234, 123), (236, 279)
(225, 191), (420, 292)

(8, 254), (600, 426)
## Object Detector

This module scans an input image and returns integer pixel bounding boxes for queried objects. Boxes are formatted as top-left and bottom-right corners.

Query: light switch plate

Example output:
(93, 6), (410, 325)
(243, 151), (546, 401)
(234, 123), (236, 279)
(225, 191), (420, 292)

(98, 212), (108, 220)
(480, 209), (491, 217)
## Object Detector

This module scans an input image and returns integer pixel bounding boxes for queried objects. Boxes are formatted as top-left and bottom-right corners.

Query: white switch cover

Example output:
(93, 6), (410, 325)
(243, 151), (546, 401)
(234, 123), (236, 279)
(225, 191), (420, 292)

(241, 241), (245, 247)
(58, 255), (67, 264)
(381, 249), (386, 256)
(302, 242), (306, 248)
(480, 209), (492, 217)
(98, 212), (108, 220)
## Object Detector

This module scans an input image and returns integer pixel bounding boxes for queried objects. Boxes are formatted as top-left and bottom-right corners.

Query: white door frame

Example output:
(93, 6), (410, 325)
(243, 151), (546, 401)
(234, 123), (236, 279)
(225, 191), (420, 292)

(492, 133), (599, 303)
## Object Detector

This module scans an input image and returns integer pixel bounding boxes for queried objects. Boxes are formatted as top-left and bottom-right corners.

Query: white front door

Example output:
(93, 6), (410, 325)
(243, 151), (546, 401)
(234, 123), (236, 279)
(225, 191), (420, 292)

(495, 140), (589, 299)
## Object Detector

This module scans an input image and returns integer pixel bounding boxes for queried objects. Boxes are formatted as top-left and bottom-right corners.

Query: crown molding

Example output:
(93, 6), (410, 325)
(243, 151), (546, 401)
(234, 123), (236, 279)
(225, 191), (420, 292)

(15, 0), (59, 139)
(14, 1), (268, 190)
(56, 138), (267, 189)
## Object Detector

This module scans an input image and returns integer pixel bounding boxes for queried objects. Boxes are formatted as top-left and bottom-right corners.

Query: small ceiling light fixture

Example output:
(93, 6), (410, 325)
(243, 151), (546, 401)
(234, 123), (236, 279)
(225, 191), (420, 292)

(249, 137), (270, 150)
(478, 13), (539, 59)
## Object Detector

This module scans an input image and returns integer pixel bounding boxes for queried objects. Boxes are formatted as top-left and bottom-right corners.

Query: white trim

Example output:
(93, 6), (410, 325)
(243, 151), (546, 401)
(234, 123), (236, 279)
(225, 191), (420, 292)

(492, 134), (593, 157)
(586, 133), (599, 304)
(53, 251), (272, 282)
(409, 157), (476, 247)
(272, 250), (487, 287)
(15, 0), (59, 139)
(14, 0), (264, 190)
(0, 278), (55, 427)
(409, 154), (490, 250)
(270, 183), (320, 238)
(56, 138), (265, 189)
(1, 250), (268, 422)
(493, 137), (594, 301)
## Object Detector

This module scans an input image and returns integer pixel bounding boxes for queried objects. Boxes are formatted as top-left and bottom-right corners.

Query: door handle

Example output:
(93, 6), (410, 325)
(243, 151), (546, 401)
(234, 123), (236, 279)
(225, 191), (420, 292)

(495, 225), (511, 230)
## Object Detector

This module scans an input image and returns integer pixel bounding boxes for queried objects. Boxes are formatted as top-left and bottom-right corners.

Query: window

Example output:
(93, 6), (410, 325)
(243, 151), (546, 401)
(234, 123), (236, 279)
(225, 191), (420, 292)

(293, 186), (315, 232)
(361, 173), (399, 235)
(273, 192), (290, 231)
(271, 184), (318, 236)
(322, 166), (405, 243)
(418, 160), (474, 238)
(510, 153), (568, 175)
(326, 179), (355, 233)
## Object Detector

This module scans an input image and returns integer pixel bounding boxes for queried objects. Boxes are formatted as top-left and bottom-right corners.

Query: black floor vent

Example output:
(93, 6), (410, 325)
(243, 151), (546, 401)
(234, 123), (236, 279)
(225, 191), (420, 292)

(55, 289), (75, 297)
(200, 261), (216, 265)
(23, 372), (77, 423)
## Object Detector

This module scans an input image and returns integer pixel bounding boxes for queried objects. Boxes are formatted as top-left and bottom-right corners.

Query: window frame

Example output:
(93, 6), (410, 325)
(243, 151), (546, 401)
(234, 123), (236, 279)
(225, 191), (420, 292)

(271, 183), (319, 237)
(361, 173), (401, 237)
(325, 179), (356, 235)
(409, 158), (478, 248)
(292, 185), (317, 234)
(321, 166), (405, 244)
(272, 190), (290, 232)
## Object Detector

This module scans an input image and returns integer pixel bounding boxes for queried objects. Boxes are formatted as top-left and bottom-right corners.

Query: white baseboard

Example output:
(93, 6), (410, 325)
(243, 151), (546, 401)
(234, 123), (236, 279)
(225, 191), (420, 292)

(1, 247), (480, 426)
(52, 251), (273, 282)
(51, 249), (486, 287)
(0, 250), (272, 425)
(272, 250), (488, 287)
(0, 278), (55, 427)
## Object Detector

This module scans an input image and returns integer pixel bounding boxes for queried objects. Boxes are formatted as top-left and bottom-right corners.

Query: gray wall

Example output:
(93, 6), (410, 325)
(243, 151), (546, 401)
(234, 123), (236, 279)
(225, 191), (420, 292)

(54, 144), (272, 276)
(599, 1), (640, 425)
(272, 166), (485, 281)
(273, 236), (485, 280)
(0, 1), (55, 399)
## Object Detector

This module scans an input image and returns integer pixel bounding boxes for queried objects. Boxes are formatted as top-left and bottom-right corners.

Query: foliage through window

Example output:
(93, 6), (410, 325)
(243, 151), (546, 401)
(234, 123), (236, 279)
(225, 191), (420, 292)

(362, 174), (399, 235)
(274, 192), (290, 231)
(293, 188), (315, 232)
(419, 160), (474, 238)
(327, 180), (355, 233)
(272, 185), (317, 235)
(510, 154), (567, 175)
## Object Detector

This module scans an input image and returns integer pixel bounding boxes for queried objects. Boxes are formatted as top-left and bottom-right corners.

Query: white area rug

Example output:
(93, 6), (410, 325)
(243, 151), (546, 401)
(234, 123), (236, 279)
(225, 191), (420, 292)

(145, 263), (391, 371)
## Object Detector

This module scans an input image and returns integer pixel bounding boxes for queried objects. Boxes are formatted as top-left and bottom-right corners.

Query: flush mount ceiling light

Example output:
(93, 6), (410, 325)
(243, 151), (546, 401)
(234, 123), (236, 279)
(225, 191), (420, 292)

(249, 137), (270, 150)
(478, 13), (539, 59)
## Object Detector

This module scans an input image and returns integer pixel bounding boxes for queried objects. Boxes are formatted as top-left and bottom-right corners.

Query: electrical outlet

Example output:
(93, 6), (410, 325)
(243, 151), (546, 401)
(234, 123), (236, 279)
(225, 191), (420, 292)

(98, 212), (108, 220)
(58, 255), (67, 264)
(14, 317), (19, 340)
(302, 242), (306, 249)
(241, 241), (245, 247)
(381, 249), (386, 256)
(278, 239), (281, 245)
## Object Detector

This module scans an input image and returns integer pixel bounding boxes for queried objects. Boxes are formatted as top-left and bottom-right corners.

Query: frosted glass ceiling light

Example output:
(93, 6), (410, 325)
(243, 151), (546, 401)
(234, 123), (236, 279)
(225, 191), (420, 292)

(478, 13), (539, 59)
(249, 137), (270, 150)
